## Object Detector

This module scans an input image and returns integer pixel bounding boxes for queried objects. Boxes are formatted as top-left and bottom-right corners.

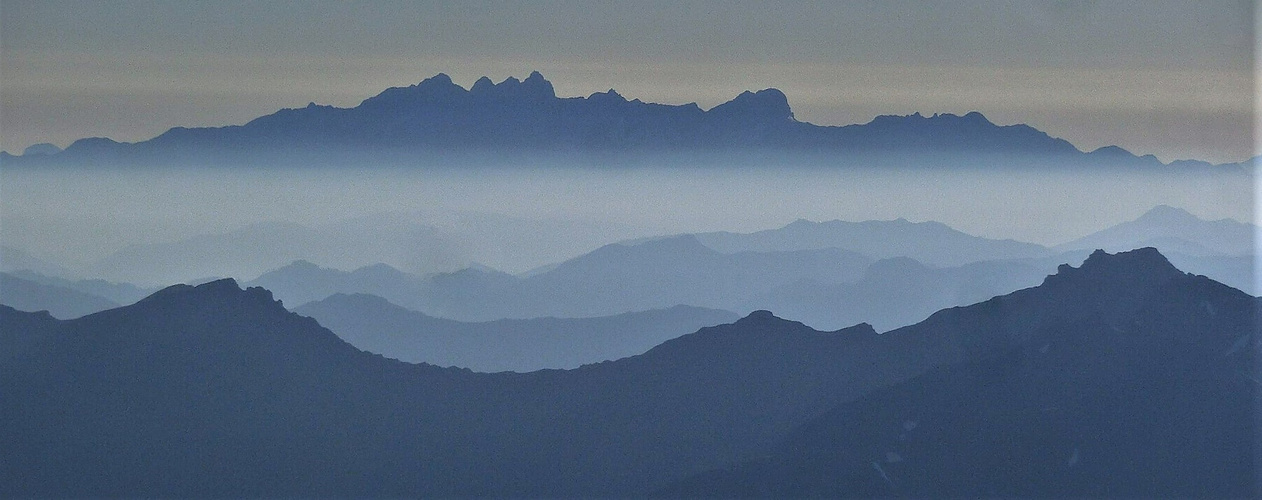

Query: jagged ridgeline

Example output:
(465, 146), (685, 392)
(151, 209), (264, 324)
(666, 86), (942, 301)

(3, 248), (1257, 497)
(0, 72), (1241, 169)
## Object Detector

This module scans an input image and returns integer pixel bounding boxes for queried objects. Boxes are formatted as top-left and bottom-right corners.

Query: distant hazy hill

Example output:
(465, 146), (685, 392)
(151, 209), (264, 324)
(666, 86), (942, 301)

(1058, 205), (1254, 256)
(3, 72), (1233, 169)
(82, 219), (471, 286)
(295, 293), (738, 371)
(6, 270), (155, 306)
(0, 245), (71, 277)
(748, 256), (1058, 331)
(691, 216), (1051, 267)
(245, 260), (428, 308)
(663, 248), (1258, 498)
(0, 272), (120, 319)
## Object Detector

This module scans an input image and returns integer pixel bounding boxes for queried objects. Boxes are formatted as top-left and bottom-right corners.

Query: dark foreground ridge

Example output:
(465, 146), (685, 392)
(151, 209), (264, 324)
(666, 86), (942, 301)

(1, 248), (1256, 497)
(661, 248), (1260, 497)
(2, 72), (1241, 169)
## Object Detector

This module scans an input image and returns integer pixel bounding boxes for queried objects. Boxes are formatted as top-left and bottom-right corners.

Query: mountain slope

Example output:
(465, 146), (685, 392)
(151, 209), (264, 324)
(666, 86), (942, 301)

(663, 248), (1260, 497)
(4, 72), (1228, 169)
(0, 279), (919, 496)
(294, 293), (739, 371)
(4, 248), (1253, 497)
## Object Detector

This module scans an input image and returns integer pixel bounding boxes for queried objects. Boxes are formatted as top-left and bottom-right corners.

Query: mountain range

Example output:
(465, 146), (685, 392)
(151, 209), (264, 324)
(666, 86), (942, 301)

(2, 205), (1250, 331)
(1, 72), (1245, 169)
(688, 216), (1050, 267)
(663, 249), (1259, 497)
(3, 248), (1255, 497)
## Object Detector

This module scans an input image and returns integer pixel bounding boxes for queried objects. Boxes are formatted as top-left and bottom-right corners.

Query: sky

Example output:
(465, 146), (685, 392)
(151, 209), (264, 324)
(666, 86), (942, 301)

(0, 0), (1255, 164)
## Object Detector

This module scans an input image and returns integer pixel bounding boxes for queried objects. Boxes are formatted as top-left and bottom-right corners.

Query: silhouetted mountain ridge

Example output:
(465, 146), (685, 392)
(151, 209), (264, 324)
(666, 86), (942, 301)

(3, 72), (1236, 168)
(662, 248), (1258, 498)
(5, 248), (1255, 497)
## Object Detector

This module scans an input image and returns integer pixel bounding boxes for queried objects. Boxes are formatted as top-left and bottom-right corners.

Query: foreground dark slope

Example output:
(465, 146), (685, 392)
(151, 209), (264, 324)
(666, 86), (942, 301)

(294, 293), (739, 371)
(664, 248), (1260, 497)
(0, 279), (928, 496)
(2, 249), (1254, 496)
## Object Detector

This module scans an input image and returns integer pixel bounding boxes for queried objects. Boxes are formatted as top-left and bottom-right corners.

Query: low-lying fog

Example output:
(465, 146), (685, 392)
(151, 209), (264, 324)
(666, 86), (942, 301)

(1, 161), (1253, 286)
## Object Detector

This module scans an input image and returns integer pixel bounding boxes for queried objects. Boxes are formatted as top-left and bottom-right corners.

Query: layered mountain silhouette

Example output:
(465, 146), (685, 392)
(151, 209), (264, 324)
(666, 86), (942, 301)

(70, 211), (650, 285)
(253, 236), (872, 319)
(663, 249), (1259, 497)
(246, 209), (1253, 326)
(2, 72), (1237, 168)
(4, 248), (1255, 496)
(295, 293), (738, 371)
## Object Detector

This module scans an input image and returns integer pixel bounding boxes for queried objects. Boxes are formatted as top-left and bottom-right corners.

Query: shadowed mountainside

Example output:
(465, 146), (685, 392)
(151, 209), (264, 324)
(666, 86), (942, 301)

(662, 248), (1259, 497)
(3, 248), (1254, 497)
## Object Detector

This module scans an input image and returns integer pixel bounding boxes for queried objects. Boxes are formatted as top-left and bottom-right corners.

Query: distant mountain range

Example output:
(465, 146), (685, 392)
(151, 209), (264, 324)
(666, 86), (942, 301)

(1, 205), (1250, 331)
(689, 216), (1050, 267)
(27, 211), (651, 286)
(252, 236), (873, 319)
(1, 72), (1245, 168)
(294, 294), (738, 372)
(4, 248), (1255, 496)
(243, 206), (1252, 326)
